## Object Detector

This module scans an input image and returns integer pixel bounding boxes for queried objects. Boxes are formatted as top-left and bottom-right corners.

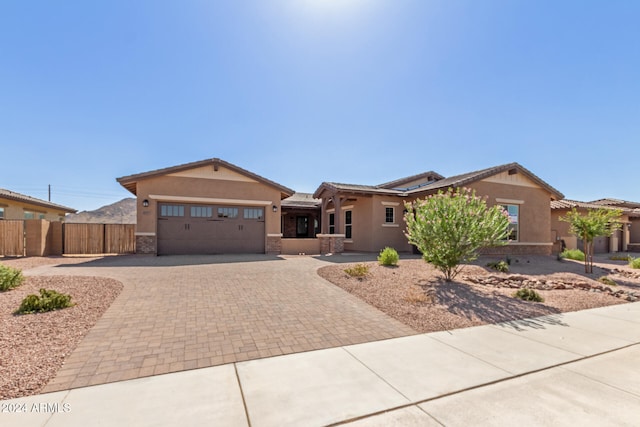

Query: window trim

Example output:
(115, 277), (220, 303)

(501, 204), (519, 242)
(345, 210), (352, 239)
(384, 206), (395, 224)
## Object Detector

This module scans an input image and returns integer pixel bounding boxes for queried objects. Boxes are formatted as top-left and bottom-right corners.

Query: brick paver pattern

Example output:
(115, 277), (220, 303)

(32, 255), (415, 392)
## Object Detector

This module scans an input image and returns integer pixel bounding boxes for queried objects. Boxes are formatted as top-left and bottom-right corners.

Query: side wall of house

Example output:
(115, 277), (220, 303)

(342, 197), (374, 252)
(370, 195), (413, 253)
(468, 177), (553, 255)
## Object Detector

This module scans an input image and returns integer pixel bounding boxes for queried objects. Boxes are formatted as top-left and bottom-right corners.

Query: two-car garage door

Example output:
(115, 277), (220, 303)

(157, 203), (265, 255)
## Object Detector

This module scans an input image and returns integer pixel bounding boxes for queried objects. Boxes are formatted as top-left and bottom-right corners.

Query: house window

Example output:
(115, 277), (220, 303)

(217, 207), (238, 218)
(244, 208), (263, 220)
(191, 206), (213, 218)
(160, 204), (185, 217)
(24, 211), (35, 219)
(0, 207), (4, 219)
(329, 213), (335, 234)
(385, 207), (394, 223)
(39, 213), (46, 220)
(501, 204), (519, 241)
(345, 210), (352, 239)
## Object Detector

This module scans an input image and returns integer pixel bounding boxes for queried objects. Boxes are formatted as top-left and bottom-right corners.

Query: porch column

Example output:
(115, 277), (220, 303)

(622, 223), (630, 252)
(333, 195), (342, 235)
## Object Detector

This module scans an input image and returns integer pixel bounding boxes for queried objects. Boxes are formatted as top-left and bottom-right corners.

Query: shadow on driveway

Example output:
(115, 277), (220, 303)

(54, 253), (287, 268)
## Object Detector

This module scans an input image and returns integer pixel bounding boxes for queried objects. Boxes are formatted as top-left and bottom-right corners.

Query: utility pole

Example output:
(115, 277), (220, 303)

(48, 184), (51, 201)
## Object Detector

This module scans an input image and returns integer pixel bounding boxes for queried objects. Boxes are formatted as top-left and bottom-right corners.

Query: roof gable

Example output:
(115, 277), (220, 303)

(117, 158), (294, 198)
(415, 163), (564, 200)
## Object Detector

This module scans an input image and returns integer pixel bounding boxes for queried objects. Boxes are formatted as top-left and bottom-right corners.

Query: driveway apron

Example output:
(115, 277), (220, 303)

(28, 255), (415, 392)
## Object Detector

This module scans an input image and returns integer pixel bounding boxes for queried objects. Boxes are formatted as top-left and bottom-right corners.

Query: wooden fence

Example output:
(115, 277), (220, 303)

(0, 220), (25, 256)
(0, 220), (135, 257)
(64, 223), (136, 254)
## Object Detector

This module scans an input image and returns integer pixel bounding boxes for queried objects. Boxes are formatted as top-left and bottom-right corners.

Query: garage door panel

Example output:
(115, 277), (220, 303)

(157, 203), (265, 255)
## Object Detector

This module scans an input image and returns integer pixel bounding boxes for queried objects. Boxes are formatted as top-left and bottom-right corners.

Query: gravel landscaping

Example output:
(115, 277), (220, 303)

(0, 257), (122, 400)
(1, 253), (638, 401)
(317, 255), (640, 334)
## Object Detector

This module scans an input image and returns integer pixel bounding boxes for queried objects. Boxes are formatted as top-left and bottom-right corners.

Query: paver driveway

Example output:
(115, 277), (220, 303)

(28, 255), (415, 392)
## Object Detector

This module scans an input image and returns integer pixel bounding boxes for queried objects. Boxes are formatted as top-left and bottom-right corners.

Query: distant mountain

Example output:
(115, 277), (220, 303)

(66, 198), (136, 224)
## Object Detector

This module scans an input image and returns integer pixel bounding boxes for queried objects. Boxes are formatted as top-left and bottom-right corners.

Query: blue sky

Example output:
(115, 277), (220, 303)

(1, 1), (638, 212)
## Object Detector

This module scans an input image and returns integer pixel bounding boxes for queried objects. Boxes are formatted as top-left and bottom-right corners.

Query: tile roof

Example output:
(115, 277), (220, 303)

(282, 193), (321, 209)
(0, 188), (77, 213)
(552, 199), (640, 218)
(377, 171), (444, 190)
(590, 198), (640, 209)
(413, 163), (564, 199)
(314, 163), (564, 200)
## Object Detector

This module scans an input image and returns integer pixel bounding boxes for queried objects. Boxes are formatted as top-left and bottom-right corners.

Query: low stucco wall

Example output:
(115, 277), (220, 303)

(281, 238), (321, 255)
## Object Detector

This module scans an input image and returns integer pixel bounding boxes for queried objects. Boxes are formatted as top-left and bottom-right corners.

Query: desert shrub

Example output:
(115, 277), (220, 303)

(378, 247), (399, 266)
(513, 288), (544, 302)
(486, 260), (509, 272)
(404, 187), (510, 281)
(609, 255), (631, 261)
(598, 276), (617, 287)
(15, 288), (74, 314)
(629, 257), (640, 269)
(0, 265), (24, 292)
(560, 249), (585, 261)
(344, 264), (369, 278)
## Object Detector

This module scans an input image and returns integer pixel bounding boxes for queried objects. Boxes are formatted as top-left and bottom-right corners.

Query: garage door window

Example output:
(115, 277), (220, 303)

(191, 206), (213, 218)
(244, 208), (263, 220)
(218, 207), (238, 218)
(160, 205), (184, 217)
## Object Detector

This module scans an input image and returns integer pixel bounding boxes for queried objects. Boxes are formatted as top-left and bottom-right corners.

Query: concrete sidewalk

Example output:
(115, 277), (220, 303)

(2, 302), (639, 427)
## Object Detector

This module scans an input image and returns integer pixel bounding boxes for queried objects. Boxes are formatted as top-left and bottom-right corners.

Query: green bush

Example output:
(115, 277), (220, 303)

(486, 260), (509, 272)
(0, 265), (24, 292)
(344, 264), (369, 278)
(377, 247), (399, 266)
(513, 288), (544, 302)
(15, 288), (74, 314)
(598, 276), (617, 287)
(630, 257), (640, 269)
(560, 249), (585, 261)
(609, 255), (631, 261)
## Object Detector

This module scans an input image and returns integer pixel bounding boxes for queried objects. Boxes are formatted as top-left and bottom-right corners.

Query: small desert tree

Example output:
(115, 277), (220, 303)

(560, 208), (622, 273)
(404, 187), (510, 281)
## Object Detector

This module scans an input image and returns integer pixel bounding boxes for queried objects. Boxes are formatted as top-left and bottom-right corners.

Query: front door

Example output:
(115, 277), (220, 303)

(296, 216), (309, 238)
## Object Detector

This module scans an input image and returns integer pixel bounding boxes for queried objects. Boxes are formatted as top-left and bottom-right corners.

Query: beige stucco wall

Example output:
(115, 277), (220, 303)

(339, 197), (373, 252)
(134, 167), (283, 240)
(467, 180), (553, 245)
(370, 195), (413, 252)
(630, 218), (640, 244)
(0, 198), (68, 221)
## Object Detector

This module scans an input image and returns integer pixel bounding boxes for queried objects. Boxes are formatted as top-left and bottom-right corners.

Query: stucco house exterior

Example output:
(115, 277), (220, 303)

(116, 158), (294, 255)
(0, 188), (76, 221)
(117, 159), (565, 256)
(313, 163), (564, 255)
(551, 198), (640, 253)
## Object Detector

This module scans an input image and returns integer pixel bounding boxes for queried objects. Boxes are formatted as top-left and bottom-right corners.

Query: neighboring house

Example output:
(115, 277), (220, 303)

(0, 188), (76, 221)
(313, 163), (564, 255)
(116, 158), (294, 255)
(551, 198), (640, 253)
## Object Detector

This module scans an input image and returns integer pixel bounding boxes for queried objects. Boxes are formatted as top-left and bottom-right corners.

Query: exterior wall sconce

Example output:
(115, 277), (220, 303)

(272, 205), (278, 213)
(142, 199), (149, 208)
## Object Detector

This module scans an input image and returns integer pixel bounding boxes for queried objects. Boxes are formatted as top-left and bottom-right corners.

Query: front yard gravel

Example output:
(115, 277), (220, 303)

(0, 275), (122, 400)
